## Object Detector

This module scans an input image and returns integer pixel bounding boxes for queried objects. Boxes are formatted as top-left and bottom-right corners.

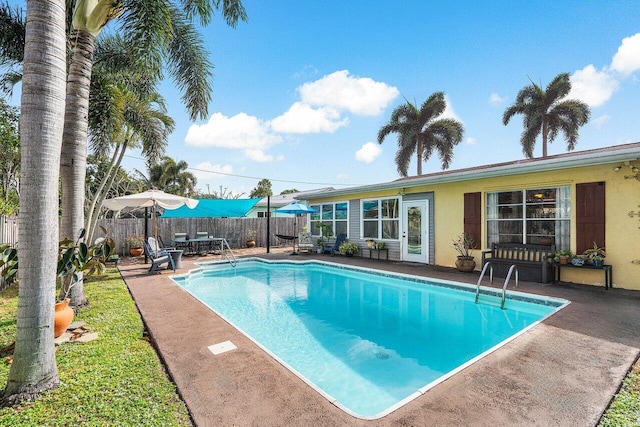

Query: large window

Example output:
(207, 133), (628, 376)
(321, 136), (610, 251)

(361, 198), (399, 240)
(310, 202), (348, 237)
(487, 187), (570, 248)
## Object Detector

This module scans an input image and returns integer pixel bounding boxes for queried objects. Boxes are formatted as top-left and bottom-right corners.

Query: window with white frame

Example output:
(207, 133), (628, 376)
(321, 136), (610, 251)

(361, 197), (399, 240)
(486, 187), (570, 249)
(310, 202), (348, 238)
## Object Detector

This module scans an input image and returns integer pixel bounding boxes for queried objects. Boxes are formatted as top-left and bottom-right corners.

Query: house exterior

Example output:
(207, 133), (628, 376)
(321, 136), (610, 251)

(303, 142), (640, 290)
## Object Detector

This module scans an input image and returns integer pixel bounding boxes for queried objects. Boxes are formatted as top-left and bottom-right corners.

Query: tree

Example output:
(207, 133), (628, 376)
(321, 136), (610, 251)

(57, 0), (245, 308)
(0, 1), (24, 96)
(148, 156), (196, 197)
(0, 98), (19, 215)
(378, 92), (464, 177)
(1, 0), (67, 407)
(58, 0), (247, 305)
(250, 178), (273, 198)
(502, 73), (591, 158)
(280, 188), (299, 195)
(83, 36), (175, 248)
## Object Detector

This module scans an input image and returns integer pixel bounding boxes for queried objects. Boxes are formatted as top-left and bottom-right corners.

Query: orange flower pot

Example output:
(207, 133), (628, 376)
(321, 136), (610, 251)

(54, 298), (75, 338)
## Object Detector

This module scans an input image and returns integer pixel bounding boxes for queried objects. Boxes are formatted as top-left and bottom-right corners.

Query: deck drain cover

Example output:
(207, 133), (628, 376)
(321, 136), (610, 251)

(208, 341), (237, 355)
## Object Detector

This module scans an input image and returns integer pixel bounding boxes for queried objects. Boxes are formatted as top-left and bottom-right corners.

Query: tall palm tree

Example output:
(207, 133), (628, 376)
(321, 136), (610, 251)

(59, 0), (247, 252)
(59, 0), (246, 307)
(502, 73), (591, 158)
(378, 92), (464, 177)
(1, 0), (67, 407)
(81, 36), (175, 293)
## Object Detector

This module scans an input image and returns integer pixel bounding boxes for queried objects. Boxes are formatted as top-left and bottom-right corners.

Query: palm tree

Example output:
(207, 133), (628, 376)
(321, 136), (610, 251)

(1, 0), (67, 407)
(59, 0), (246, 307)
(0, 1), (24, 96)
(83, 34), (175, 248)
(378, 92), (464, 177)
(59, 0), (247, 253)
(502, 73), (591, 158)
(148, 157), (197, 197)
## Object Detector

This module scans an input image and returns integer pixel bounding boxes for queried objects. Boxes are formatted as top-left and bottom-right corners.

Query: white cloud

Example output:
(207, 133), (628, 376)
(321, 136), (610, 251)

(592, 114), (611, 129)
(355, 142), (382, 164)
(466, 137), (477, 145)
(269, 102), (349, 134)
(488, 93), (505, 105)
(568, 64), (619, 107)
(192, 161), (233, 180)
(441, 95), (463, 123)
(185, 112), (281, 162)
(611, 33), (640, 76)
(298, 70), (399, 116)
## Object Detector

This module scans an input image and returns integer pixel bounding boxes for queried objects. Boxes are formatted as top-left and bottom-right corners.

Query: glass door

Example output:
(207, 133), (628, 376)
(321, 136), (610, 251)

(403, 201), (428, 263)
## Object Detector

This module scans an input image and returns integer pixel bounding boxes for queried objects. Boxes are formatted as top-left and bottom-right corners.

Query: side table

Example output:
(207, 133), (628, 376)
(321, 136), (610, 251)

(167, 249), (184, 270)
(362, 248), (389, 260)
(553, 262), (612, 289)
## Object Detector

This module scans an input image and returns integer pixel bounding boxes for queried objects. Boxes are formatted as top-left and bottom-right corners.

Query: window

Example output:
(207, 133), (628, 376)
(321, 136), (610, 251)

(487, 187), (570, 248)
(310, 202), (348, 237)
(361, 198), (399, 240)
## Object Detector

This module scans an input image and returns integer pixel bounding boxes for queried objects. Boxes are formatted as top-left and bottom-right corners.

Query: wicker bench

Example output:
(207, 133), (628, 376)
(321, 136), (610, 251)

(481, 243), (555, 283)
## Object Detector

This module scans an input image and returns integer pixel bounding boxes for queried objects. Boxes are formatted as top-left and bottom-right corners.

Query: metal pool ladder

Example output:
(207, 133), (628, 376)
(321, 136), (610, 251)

(475, 262), (518, 309)
(220, 238), (237, 267)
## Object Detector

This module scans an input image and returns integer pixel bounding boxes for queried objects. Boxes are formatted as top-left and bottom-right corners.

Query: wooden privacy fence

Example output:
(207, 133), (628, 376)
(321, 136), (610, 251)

(97, 216), (302, 255)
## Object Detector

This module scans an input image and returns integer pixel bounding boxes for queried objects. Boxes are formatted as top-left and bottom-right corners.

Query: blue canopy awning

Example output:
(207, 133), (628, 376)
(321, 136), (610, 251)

(161, 198), (260, 218)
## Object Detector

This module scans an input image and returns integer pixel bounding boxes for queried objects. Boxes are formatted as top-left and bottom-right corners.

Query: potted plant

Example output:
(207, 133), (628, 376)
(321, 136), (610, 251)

(316, 238), (324, 254)
(453, 233), (476, 272)
(377, 241), (386, 250)
(1, 228), (113, 337)
(554, 249), (573, 265)
(126, 234), (145, 256)
(245, 229), (257, 248)
(366, 239), (376, 249)
(583, 242), (606, 267)
(338, 242), (359, 257)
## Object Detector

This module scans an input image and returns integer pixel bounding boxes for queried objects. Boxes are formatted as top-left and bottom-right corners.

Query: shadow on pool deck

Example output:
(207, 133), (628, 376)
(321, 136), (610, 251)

(118, 247), (640, 426)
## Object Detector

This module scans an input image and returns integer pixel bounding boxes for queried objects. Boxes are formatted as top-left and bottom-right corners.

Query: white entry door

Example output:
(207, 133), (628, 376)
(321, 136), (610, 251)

(402, 201), (429, 263)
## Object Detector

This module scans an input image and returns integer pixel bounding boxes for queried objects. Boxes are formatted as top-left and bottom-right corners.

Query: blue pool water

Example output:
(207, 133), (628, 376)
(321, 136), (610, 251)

(172, 259), (568, 419)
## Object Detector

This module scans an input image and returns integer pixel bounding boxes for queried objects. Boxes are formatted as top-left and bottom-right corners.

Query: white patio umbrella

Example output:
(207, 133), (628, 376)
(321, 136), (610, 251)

(103, 189), (199, 249)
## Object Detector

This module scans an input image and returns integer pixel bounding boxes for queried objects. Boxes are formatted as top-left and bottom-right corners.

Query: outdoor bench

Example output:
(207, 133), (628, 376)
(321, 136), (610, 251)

(481, 243), (555, 283)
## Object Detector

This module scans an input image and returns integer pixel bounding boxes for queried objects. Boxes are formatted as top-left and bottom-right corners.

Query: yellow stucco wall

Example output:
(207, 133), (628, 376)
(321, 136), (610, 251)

(309, 163), (640, 290)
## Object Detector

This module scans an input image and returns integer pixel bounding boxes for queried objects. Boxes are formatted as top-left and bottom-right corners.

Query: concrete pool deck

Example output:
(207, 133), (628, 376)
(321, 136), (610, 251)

(118, 248), (640, 426)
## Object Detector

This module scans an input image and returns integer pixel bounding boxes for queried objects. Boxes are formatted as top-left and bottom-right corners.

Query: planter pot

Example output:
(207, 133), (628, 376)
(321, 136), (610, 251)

(559, 256), (569, 265)
(455, 256), (476, 272)
(345, 252), (355, 257)
(317, 247), (323, 254)
(129, 247), (143, 257)
(591, 259), (604, 267)
(539, 236), (553, 246)
(54, 298), (75, 338)
(367, 241), (375, 249)
(246, 240), (256, 248)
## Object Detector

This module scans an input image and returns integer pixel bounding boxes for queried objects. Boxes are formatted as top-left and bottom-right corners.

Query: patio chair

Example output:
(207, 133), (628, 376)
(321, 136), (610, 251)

(143, 242), (175, 273)
(298, 232), (315, 254)
(225, 230), (241, 248)
(324, 233), (347, 256)
(147, 236), (174, 256)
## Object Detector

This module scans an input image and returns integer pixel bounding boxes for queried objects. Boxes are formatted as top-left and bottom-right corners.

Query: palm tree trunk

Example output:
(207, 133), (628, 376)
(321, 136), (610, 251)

(542, 118), (548, 158)
(1, 0), (66, 406)
(86, 141), (128, 243)
(60, 29), (96, 309)
(416, 139), (423, 176)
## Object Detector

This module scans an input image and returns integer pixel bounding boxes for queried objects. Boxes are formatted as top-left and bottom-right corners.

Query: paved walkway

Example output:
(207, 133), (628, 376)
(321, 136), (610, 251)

(118, 248), (640, 426)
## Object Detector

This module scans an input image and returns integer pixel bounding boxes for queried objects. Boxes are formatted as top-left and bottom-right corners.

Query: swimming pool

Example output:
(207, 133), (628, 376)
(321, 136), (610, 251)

(172, 259), (569, 419)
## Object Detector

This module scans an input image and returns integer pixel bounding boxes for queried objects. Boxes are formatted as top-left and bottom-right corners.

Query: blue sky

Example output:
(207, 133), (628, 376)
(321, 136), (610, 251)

(9, 1), (640, 196)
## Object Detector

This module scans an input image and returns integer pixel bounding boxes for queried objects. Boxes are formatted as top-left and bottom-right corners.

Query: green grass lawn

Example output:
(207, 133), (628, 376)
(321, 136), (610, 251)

(0, 271), (191, 426)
